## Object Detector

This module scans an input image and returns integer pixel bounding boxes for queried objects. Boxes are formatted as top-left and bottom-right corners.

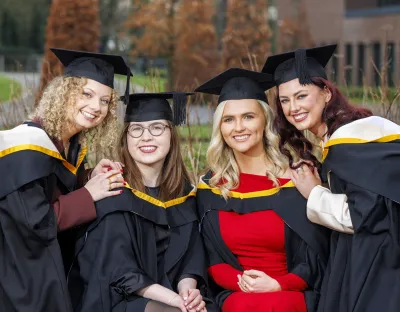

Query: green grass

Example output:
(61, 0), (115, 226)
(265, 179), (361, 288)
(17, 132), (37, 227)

(178, 124), (212, 141)
(116, 73), (167, 92)
(0, 75), (22, 102)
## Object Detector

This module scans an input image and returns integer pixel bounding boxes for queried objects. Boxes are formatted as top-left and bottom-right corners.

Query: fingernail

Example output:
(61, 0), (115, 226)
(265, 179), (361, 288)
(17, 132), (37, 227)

(119, 190), (123, 194)
(184, 297), (188, 300)
(189, 306), (192, 309)
(124, 181), (127, 185)
(107, 167), (112, 171)
(120, 169), (123, 173)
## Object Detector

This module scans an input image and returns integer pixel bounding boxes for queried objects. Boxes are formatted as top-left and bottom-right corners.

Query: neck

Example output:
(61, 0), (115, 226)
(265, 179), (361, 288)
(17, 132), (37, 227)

(137, 161), (164, 187)
(233, 145), (270, 175)
(311, 122), (328, 141)
(61, 126), (81, 149)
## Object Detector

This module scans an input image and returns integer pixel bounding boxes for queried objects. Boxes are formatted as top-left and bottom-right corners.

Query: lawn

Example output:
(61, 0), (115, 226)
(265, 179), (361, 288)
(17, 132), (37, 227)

(0, 75), (22, 102)
(116, 73), (167, 92)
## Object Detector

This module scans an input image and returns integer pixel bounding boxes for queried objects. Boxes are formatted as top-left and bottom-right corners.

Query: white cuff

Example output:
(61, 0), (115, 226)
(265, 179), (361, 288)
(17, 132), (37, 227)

(307, 185), (354, 234)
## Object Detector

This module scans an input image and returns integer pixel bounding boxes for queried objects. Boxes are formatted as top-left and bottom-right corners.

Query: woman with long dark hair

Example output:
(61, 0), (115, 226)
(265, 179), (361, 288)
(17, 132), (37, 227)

(262, 44), (400, 312)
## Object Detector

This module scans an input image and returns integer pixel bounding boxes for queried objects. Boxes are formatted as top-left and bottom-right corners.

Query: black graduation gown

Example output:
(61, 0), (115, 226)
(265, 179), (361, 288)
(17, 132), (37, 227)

(317, 116), (400, 312)
(68, 184), (218, 312)
(0, 122), (87, 312)
(196, 171), (331, 311)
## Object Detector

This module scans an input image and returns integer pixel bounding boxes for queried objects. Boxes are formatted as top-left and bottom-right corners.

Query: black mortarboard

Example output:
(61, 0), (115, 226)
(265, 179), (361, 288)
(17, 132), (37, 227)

(50, 48), (132, 103)
(194, 68), (274, 104)
(122, 92), (193, 126)
(262, 44), (337, 86)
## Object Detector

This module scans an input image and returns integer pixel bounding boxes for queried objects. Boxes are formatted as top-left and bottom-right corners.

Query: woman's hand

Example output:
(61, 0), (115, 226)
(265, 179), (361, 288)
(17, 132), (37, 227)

(169, 294), (188, 312)
(179, 288), (207, 312)
(84, 169), (125, 201)
(237, 270), (281, 293)
(90, 159), (124, 179)
(290, 163), (321, 199)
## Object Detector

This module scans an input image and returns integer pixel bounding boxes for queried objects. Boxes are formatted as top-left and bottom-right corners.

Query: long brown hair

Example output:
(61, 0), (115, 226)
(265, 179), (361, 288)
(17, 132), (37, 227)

(274, 77), (373, 168)
(118, 121), (192, 201)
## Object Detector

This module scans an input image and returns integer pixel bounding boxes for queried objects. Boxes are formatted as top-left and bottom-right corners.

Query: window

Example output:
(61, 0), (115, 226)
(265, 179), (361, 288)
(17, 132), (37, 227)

(378, 0), (400, 7)
(357, 44), (365, 86)
(373, 42), (381, 86)
(345, 44), (353, 85)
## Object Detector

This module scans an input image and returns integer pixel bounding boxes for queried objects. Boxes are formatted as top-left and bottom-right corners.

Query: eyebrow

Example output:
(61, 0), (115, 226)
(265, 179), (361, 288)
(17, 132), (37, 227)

(222, 111), (256, 118)
(279, 90), (308, 99)
(130, 121), (168, 127)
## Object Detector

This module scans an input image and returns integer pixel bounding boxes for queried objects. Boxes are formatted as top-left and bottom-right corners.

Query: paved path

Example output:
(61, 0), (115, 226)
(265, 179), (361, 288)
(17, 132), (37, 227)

(0, 72), (213, 128)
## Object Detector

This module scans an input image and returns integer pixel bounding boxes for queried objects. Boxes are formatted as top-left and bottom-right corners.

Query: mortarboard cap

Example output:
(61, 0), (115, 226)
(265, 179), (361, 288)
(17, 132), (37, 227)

(122, 92), (193, 126)
(194, 68), (274, 104)
(261, 44), (337, 86)
(50, 48), (132, 104)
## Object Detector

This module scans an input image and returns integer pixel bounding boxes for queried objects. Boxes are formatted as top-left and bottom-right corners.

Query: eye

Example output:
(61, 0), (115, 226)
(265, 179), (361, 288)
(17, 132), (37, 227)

(243, 114), (254, 120)
(280, 99), (288, 104)
(101, 99), (110, 105)
(151, 124), (164, 131)
(83, 92), (92, 99)
(222, 117), (233, 123)
(298, 94), (307, 100)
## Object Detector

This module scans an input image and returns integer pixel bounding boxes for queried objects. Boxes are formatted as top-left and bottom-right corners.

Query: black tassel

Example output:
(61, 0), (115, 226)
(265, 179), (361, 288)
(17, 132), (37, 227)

(124, 67), (131, 105)
(172, 92), (187, 126)
(295, 49), (313, 85)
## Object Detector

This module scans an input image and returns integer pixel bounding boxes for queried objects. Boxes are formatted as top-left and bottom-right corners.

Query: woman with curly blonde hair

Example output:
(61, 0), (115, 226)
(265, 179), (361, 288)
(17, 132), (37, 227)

(0, 48), (130, 312)
(194, 68), (330, 312)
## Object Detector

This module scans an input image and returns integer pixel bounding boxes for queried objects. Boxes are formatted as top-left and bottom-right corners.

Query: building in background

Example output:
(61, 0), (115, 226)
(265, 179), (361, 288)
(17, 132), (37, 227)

(277, 0), (400, 86)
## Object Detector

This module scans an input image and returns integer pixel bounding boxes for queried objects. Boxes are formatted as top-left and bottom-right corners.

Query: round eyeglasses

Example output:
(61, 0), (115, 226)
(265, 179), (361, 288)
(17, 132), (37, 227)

(128, 123), (171, 138)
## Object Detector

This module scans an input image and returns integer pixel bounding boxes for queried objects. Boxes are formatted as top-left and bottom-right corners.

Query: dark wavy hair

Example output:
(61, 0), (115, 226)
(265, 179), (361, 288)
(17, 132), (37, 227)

(275, 77), (373, 169)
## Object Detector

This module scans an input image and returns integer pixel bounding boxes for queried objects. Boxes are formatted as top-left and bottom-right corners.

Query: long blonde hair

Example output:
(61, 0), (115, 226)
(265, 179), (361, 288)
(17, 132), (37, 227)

(31, 76), (119, 161)
(206, 100), (289, 199)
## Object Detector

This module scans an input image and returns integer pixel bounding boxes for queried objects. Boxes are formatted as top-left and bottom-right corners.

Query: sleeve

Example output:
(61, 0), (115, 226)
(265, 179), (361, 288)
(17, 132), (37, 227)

(274, 273), (308, 292)
(54, 187), (96, 231)
(307, 185), (354, 234)
(77, 213), (155, 310)
(177, 223), (208, 286)
(208, 264), (241, 292)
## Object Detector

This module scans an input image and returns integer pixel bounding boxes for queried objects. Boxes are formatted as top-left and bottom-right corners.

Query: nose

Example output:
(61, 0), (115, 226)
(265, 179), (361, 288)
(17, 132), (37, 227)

(233, 119), (245, 132)
(141, 128), (153, 141)
(87, 97), (101, 112)
(289, 98), (300, 114)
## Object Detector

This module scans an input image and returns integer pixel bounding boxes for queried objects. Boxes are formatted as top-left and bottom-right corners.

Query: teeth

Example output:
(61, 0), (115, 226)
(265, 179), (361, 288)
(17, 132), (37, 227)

(140, 146), (156, 151)
(233, 135), (250, 140)
(293, 113), (307, 121)
(81, 110), (96, 119)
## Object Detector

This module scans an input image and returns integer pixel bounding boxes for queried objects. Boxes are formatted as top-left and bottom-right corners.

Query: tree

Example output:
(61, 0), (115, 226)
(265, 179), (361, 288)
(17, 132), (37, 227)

(125, 0), (218, 90)
(174, 0), (219, 90)
(36, 0), (101, 103)
(222, 0), (271, 70)
(278, 0), (314, 52)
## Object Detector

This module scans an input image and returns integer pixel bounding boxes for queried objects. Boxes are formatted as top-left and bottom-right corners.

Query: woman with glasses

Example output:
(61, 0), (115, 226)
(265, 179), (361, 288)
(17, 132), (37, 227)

(68, 92), (216, 312)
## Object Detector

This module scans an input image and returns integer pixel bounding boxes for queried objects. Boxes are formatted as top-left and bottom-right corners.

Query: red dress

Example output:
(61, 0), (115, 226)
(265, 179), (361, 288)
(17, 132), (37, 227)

(208, 173), (307, 312)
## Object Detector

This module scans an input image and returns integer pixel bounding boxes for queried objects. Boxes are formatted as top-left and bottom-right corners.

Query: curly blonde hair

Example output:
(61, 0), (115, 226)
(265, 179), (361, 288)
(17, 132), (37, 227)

(206, 100), (289, 199)
(31, 76), (120, 163)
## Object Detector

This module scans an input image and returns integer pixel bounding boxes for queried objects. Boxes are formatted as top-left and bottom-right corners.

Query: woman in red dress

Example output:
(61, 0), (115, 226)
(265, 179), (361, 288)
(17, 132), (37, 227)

(194, 68), (330, 311)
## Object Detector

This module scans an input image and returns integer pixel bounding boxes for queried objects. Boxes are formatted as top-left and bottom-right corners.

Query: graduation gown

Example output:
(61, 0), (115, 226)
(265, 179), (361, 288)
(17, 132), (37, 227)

(196, 171), (331, 311)
(0, 122), (93, 312)
(314, 116), (400, 312)
(68, 184), (218, 312)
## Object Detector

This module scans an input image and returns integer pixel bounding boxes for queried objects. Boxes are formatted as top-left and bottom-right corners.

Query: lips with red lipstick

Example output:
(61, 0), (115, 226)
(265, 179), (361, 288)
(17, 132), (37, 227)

(139, 145), (157, 153)
(291, 112), (308, 123)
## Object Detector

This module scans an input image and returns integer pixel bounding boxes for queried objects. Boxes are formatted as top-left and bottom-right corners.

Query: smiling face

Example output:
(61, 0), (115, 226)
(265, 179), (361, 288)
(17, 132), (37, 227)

(68, 78), (112, 131)
(278, 78), (331, 135)
(127, 119), (171, 168)
(220, 99), (266, 156)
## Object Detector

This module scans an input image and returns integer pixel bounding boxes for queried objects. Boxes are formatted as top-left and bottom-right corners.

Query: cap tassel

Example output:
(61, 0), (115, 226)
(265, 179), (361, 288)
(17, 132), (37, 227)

(295, 49), (313, 85)
(124, 67), (131, 105)
(172, 92), (187, 126)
